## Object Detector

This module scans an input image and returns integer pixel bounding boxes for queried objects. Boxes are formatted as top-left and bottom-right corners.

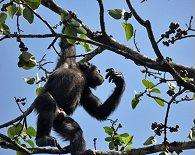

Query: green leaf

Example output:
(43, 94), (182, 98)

(105, 137), (112, 142)
(150, 88), (161, 94)
(24, 77), (35, 85)
(0, 13), (7, 23)
(23, 7), (34, 24)
(7, 4), (18, 18)
(108, 9), (123, 19)
(16, 6), (23, 16)
(36, 87), (45, 96)
(26, 0), (41, 10)
(142, 79), (155, 89)
(108, 141), (115, 150)
(124, 145), (132, 151)
(154, 98), (165, 107)
(27, 139), (35, 148)
(103, 126), (114, 135)
(188, 128), (195, 141)
(77, 26), (87, 34)
(0, 23), (10, 35)
(61, 11), (69, 21)
(7, 124), (23, 139)
(18, 52), (36, 70)
(122, 22), (133, 41)
(26, 126), (36, 137)
(120, 133), (130, 138)
(79, 34), (92, 52)
(131, 97), (140, 109)
(63, 25), (77, 44)
(69, 19), (81, 27)
(120, 134), (133, 145)
(143, 136), (156, 146)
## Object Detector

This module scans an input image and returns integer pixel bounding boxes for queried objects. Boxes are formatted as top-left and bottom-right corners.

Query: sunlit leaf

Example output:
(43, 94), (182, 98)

(79, 34), (92, 52)
(150, 87), (161, 94)
(154, 98), (165, 107)
(142, 79), (155, 89)
(122, 22), (133, 41)
(26, 126), (36, 137)
(77, 26), (87, 34)
(7, 124), (23, 139)
(27, 139), (35, 148)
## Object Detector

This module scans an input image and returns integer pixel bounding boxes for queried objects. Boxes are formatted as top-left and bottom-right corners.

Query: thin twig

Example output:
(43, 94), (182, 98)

(163, 88), (186, 143)
(97, 0), (106, 35)
(125, 0), (164, 60)
(19, 0), (56, 34)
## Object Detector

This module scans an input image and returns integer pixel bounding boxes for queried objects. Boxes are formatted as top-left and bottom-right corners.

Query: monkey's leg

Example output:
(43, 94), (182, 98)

(53, 113), (86, 155)
(34, 92), (57, 147)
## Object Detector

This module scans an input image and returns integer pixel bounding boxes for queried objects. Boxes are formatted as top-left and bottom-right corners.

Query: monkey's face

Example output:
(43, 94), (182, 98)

(88, 65), (104, 88)
(79, 62), (104, 88)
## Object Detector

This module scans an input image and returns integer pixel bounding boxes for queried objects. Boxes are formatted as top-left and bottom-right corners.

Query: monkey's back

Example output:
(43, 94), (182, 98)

(44, 64), (85, 115)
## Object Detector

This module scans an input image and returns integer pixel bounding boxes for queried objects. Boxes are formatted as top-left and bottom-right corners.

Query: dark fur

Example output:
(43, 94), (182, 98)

(34, 45), (125, 155)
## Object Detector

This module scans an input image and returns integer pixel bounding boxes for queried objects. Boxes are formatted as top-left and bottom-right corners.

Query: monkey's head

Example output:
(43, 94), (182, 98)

(79, 62), (104, 88)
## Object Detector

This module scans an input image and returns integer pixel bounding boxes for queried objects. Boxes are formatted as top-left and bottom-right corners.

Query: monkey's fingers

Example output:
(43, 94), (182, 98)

(105, 68), (115, 79)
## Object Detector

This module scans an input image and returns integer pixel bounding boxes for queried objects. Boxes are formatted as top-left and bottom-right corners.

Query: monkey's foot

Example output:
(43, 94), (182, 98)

(36, 136), (57, 147)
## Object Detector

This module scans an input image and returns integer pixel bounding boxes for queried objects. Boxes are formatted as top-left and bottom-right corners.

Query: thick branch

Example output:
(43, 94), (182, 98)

(1, 138), (195, 155)
(1, 32), (195, 92)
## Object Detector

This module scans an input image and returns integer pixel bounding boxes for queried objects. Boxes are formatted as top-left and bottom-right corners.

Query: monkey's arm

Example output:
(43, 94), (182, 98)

(81, 69), (125, 121)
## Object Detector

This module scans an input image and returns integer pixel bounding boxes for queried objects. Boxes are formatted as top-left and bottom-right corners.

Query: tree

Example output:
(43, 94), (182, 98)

(0, 0), (195, 154)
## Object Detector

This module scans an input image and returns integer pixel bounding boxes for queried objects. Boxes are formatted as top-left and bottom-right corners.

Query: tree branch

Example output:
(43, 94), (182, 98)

(1, 136), (195, 155)
(125, 0), (164, 60)
(97, 0), (106, 35)
(1, 32), (195, 92)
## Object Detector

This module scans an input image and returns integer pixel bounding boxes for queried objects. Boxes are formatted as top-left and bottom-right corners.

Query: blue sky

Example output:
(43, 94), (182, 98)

(0, 0), (195, 154)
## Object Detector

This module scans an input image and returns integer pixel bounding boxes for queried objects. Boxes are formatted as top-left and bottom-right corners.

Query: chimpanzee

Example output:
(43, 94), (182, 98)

(34, 39), (125, 154)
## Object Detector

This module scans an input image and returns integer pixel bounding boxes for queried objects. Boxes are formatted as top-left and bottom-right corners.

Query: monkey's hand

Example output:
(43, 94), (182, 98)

(105, 68), (125, 87)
